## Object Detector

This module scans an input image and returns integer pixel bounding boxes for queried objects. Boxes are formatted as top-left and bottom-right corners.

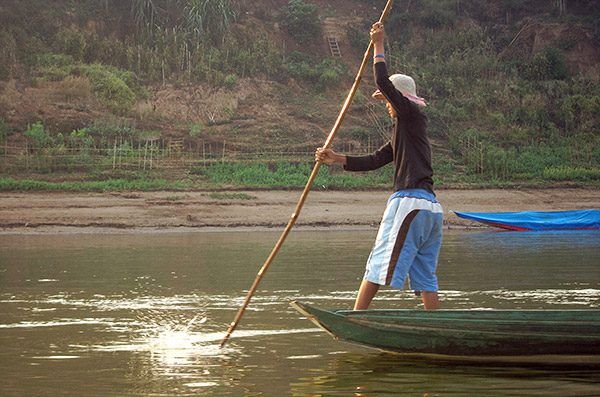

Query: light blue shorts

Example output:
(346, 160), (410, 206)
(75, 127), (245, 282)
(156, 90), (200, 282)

(363, 189), (443, 292)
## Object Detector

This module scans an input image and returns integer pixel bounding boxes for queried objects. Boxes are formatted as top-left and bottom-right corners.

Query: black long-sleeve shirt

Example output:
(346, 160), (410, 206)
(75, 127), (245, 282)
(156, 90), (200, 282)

(345, 62), (434, 193)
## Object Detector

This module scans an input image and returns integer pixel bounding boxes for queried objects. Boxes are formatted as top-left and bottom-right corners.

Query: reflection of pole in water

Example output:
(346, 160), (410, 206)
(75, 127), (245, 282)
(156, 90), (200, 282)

(184, 314), (207, 332)
(185, 314), (199, 331)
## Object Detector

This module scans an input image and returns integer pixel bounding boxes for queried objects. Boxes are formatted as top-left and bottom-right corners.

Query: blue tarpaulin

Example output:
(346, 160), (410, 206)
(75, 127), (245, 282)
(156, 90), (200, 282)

(454, 209), (600, 231)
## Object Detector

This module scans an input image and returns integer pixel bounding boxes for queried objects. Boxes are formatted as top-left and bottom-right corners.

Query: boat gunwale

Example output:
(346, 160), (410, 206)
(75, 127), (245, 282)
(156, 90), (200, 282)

(344, 316), (600, 339)
(336, 308), (600, 315)
(341, 313), (600, 324)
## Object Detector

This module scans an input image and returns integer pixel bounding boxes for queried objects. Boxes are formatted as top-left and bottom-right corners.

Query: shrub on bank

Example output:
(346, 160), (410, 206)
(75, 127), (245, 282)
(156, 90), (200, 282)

(281, 0), (322, 44)
(543, 166), (600, 181)
(285, 51), (348, 89)
(56, 75), (93, 100)
(524, 47), (568, 81)
(36, 54), (144, 113)
(74, 63), (140, 112)
(24, 122), (53, 148)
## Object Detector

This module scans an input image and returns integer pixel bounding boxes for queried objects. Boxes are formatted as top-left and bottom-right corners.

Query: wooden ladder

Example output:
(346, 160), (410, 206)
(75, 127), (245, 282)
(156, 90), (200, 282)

(168, 138), (184, 156)
(327, 36), (342, 58)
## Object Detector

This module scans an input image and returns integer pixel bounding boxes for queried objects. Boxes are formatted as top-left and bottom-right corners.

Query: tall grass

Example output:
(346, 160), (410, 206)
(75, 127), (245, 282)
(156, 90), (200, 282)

(200, 161), (395, 189)
(0, 177), (192, 192)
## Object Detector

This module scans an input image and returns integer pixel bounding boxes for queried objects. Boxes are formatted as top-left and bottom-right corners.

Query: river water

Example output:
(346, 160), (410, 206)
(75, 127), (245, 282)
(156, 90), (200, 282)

(1, 229), (599, 396)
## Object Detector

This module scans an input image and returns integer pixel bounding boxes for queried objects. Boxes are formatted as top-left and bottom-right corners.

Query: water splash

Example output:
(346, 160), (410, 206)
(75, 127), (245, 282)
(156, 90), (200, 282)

(89, 309), (319, 380)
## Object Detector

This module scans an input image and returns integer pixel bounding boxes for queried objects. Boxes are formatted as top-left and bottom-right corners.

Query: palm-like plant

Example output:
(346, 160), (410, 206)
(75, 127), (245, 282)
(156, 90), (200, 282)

(129, 0), (235, 44)
(131, 0), (164, 36)
(184, 0), (236, 44)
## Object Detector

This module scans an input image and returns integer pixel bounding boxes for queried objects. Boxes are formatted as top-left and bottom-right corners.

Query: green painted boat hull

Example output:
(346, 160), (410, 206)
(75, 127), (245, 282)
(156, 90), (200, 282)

(290, 301), (600, 358)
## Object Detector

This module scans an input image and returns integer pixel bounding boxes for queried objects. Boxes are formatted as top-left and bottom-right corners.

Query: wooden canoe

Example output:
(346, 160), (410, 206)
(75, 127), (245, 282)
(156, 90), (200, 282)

(290, 301), (600, 363)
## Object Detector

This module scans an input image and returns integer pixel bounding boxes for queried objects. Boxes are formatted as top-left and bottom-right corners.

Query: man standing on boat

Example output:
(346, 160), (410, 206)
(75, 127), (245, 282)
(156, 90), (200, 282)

(316, 22), (443, 311)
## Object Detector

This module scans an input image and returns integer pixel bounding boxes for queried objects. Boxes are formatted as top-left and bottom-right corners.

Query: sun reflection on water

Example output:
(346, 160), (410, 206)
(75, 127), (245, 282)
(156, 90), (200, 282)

(146, 315), (212, 369)
(122, 313), (229, 376)
(92, 307), (319, 382)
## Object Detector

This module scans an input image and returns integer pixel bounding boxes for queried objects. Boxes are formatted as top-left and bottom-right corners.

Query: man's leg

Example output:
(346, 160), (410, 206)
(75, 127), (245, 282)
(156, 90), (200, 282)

(421, 291), (439, 310)
(354, 280), (380, 310)
(408, 211), (443, 310)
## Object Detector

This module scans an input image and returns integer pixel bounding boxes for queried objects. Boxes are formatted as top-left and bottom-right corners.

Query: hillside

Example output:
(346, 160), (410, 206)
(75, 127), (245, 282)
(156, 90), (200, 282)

(0, 0), (598, 188)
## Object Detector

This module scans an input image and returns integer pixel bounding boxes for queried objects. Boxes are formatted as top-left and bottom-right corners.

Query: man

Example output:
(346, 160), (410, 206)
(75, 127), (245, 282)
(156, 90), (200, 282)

(316, 22), (442, 310)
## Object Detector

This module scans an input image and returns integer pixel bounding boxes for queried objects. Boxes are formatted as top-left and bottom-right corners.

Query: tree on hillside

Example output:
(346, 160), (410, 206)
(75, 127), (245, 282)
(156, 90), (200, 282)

(281, 0), (322, 44)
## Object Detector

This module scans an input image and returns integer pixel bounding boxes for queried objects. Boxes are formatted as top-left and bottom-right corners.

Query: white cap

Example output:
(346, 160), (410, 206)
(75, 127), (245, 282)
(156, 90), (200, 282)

(373, 73), (427, 106)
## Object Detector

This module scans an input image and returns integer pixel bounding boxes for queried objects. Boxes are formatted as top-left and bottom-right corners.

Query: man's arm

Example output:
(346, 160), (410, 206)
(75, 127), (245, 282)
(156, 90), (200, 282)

(315, 143), (393, 171)
(315, 148), (347, 166)
(344, 142), (393, 171)
(371, 22), (412, 118)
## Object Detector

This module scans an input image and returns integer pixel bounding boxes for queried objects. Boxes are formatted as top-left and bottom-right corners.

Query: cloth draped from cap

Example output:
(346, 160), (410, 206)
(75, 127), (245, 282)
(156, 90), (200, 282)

(374, 73), (427, 107)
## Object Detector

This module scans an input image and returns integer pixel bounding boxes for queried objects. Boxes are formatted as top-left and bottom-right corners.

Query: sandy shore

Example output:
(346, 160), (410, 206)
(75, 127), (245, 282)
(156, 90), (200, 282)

(0, 188), (598, 234)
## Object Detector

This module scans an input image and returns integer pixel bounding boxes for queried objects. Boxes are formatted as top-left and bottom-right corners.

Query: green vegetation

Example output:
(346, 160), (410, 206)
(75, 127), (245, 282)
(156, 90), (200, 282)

(0, 118), (7, 153)
(0, 0), (284, 84)
(525, 47), (568, 81)
(165, 195), (185, 201)
(202, 161), (392, 189)
(1, 154), (597, 192)
(189, 122), (205, 138)
(198, 159), (599, 190)
(35, 54), (145, 112)
(179, 0), (236, 44)
(286, 52), (349, 89)
(24, 122), (53, 148)
(543, 166), (600, 182)
(282, 0), (322, 44)
(13, 120), (155, 173)
(208, 192), (257, 200)
(0, 0), (598, 190)
(223, 74), (238, 88)
(0, 177), (193, 192)
(23, 119), (150, 151)
(76, 64), (141, 112)
(375, 1), (600, 186)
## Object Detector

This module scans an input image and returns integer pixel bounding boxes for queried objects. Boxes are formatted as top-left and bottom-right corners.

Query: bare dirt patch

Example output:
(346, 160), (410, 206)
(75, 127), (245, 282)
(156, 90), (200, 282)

(0, 188), (598, 234)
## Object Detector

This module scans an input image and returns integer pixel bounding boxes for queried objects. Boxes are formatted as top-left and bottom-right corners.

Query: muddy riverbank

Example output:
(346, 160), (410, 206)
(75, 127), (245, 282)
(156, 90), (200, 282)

(0, 188), (598, 234)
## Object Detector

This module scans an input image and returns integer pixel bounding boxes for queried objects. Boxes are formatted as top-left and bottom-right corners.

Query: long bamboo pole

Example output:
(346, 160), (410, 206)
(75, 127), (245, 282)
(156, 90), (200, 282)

(220, 0), (394, 348)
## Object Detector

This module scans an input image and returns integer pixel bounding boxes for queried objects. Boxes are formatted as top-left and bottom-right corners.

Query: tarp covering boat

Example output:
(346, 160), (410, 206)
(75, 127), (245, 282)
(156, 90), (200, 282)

(454, 209), (600, 231)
